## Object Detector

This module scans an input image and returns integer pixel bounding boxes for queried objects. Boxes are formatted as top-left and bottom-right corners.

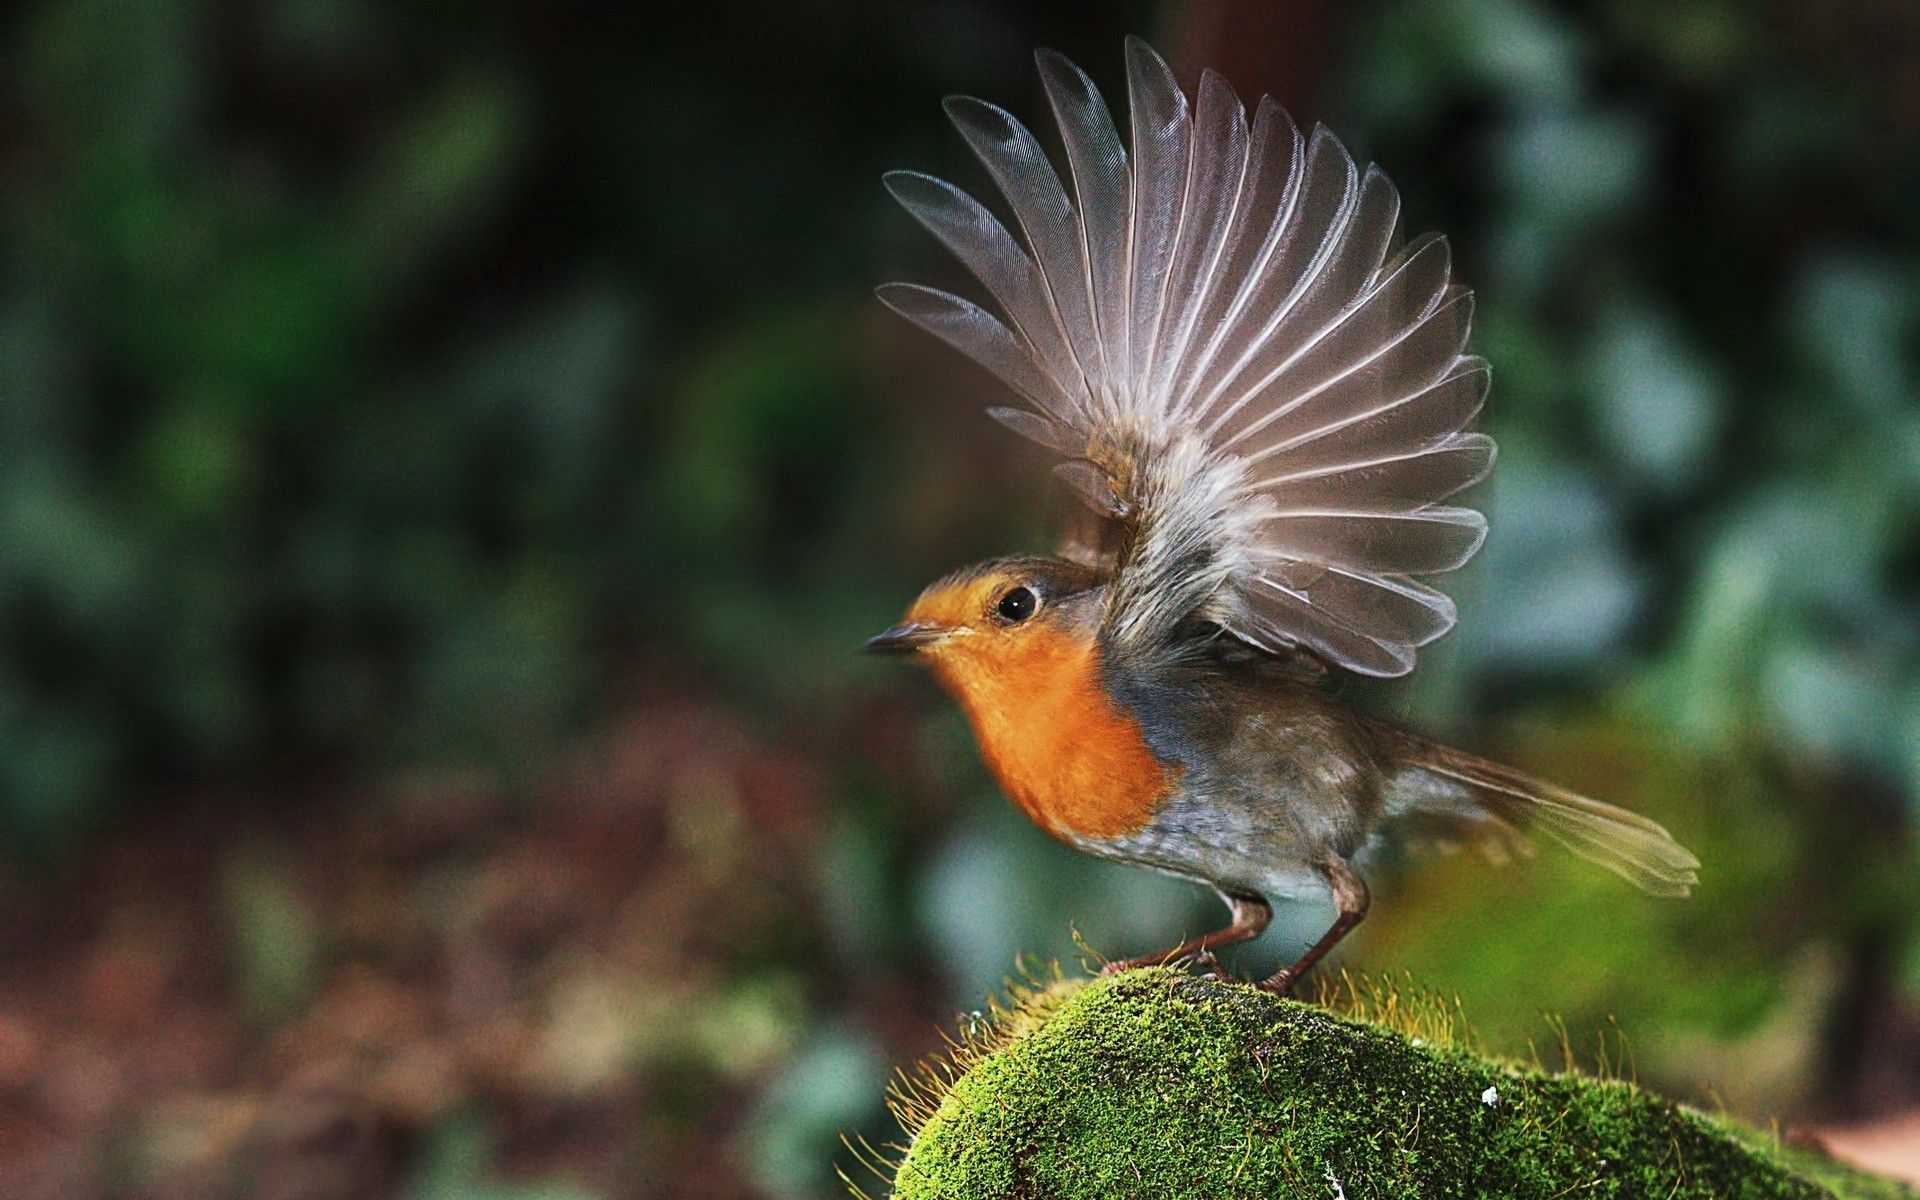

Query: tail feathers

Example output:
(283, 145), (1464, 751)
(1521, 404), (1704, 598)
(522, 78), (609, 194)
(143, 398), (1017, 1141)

(1391, 739), (1700, 898)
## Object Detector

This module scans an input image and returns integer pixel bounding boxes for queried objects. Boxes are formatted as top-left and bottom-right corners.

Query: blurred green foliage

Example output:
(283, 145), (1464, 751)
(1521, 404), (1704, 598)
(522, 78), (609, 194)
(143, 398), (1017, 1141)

(0, 0), (1014, 851)
(2, 0), (623, 850)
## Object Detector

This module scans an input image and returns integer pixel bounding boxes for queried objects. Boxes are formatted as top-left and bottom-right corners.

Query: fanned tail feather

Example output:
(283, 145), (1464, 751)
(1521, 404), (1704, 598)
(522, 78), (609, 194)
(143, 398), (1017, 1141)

(1387, 736), (1700, 897)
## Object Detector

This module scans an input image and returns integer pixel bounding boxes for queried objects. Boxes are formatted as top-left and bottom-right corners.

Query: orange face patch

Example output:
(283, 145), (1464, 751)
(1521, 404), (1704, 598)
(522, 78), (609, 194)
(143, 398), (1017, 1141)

(906, 584), (1171, 841)
(900, 573), (1005, 633)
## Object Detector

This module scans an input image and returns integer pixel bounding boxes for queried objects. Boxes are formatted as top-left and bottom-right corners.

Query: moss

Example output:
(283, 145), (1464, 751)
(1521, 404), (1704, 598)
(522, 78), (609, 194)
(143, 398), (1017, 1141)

(888, 969), (1915, 1200)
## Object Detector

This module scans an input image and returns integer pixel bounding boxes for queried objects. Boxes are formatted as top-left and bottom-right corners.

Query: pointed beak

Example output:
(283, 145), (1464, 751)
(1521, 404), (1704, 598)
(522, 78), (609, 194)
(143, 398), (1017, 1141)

(863, 622), (948, 654)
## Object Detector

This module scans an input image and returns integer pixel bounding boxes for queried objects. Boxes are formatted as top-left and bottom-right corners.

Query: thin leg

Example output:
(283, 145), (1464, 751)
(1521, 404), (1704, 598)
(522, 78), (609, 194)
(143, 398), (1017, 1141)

(1100, 890), (1272, 976)
(1260, 858), (1369, 994)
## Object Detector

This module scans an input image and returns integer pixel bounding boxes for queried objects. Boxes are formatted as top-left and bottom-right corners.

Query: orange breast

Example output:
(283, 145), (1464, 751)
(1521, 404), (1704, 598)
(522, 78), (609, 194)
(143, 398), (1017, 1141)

(931, 628), (1172, 841)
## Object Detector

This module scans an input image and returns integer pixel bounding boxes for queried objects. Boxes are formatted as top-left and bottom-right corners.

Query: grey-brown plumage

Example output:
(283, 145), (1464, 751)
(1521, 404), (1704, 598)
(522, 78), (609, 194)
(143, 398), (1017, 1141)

(1097, 615), (1697, 903)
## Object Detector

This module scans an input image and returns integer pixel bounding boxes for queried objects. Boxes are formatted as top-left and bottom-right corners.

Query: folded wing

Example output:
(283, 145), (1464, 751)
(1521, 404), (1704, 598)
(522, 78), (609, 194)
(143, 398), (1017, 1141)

(881, 37), (1491, 676)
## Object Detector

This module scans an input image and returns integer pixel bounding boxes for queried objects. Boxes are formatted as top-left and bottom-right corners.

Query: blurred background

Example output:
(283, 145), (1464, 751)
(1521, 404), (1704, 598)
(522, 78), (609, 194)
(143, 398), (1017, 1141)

(1, 0), (1918, 1196)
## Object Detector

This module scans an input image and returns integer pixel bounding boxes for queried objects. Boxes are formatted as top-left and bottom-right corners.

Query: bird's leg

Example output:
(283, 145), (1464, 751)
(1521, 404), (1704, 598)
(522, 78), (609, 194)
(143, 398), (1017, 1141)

(1100, 890), (1271, 978)
(1260, 858), (1369, 995)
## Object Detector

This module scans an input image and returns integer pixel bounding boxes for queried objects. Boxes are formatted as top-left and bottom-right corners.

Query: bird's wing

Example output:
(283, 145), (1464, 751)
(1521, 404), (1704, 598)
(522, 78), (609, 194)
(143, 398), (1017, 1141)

(881, 38), (1491, 676)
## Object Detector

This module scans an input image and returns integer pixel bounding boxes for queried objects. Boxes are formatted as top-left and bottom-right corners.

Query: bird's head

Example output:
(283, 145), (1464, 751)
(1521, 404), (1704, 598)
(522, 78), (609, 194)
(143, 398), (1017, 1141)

(866, 557), (1102, 690)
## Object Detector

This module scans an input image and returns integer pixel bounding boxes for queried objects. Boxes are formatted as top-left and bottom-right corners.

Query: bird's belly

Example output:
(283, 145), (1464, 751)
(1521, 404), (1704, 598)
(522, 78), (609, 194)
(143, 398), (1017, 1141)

(1069, 789), (1311, 895)
(1062, 759), (1363, 903)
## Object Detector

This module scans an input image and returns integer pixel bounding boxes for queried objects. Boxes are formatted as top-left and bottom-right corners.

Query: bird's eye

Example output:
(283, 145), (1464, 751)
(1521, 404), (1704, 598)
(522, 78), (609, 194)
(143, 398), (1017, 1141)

(995, 586), (1038, 623)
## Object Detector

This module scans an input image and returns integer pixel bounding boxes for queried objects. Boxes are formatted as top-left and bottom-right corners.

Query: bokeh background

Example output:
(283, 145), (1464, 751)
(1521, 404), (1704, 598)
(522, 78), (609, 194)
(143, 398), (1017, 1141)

(2, 0), (1918, 1196)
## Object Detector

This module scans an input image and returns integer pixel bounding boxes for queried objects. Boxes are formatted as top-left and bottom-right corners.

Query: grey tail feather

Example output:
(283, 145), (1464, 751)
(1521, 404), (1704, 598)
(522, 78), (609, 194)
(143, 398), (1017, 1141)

(1386, 734), (1700, 898)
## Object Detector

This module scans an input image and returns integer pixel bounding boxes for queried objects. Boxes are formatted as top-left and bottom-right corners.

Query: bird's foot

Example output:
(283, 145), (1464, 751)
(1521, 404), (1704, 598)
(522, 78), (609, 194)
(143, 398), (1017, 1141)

(1258, 966), (1301, 995)
(1187, 949), (1229, 981)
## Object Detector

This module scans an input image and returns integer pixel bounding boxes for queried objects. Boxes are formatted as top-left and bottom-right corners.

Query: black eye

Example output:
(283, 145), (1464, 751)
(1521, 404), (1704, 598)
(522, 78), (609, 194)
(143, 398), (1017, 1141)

(996, 586), (1037, 623)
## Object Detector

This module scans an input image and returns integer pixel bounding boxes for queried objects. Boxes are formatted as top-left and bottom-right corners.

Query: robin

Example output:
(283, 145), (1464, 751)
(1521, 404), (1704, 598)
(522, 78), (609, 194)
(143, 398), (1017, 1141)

(868, 38), (1698, 993)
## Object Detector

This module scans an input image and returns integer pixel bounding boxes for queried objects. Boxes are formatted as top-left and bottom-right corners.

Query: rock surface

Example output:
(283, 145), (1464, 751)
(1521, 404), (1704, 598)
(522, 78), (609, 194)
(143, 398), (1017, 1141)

(892, 968), (1917, 1200)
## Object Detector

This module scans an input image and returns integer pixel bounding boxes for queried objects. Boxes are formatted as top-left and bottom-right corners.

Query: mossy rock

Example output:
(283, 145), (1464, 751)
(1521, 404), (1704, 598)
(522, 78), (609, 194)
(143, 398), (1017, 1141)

(889, 968), (1914, 1200)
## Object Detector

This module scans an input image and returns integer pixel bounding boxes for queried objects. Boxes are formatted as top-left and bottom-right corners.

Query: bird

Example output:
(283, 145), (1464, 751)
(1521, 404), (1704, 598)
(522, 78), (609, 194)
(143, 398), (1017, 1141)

(866, 37), (1699, 993)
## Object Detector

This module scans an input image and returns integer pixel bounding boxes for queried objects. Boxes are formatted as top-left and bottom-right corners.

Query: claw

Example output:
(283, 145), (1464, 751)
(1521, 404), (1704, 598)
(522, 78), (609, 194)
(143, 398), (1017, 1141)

(1189, 950), (1229, 981)
(1258, 967), (1300, 995)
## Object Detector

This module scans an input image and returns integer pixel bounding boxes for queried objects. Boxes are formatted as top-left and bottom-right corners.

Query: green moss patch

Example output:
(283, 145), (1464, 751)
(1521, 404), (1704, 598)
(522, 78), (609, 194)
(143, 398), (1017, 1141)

(889, 969), (1914, 1200)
